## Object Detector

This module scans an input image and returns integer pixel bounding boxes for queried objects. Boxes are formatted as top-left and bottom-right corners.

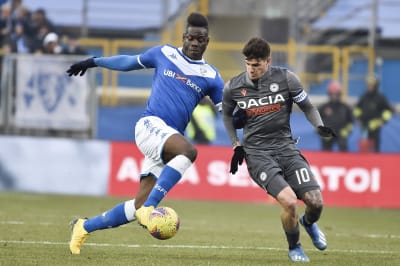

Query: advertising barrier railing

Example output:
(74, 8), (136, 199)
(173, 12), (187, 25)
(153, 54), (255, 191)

(1, 136), (398, 208)
(109, 142), (399, 208)
(0, 54), (97, 138)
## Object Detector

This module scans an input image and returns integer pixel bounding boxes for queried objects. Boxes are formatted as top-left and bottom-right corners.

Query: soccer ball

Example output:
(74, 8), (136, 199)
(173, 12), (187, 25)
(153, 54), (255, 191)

(147, 206), (180, 240)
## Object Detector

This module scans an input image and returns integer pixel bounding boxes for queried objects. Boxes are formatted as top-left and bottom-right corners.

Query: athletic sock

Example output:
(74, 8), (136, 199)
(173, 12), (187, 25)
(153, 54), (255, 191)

(144, 155), (192, 207)
(302, 215), (313, 226)
(83, 199), (136, 233)
(285, 224), (300, 250)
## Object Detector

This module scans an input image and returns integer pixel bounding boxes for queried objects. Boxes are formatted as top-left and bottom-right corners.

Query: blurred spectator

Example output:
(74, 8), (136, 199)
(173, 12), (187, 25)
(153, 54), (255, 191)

(60, 34), (87, 55)
(10, 0), (24, 15)
(3, 21), (31, 53)
(27, 8), (56, 53)
(42, 31), (61, 54)
(0, 3), (11, 47)
(27, 8), (55, 34)
(186, 97), (217, 145)
(318, 80), (353, 152)
(10, 1), (29, 27)
(354, 76), (394, 152)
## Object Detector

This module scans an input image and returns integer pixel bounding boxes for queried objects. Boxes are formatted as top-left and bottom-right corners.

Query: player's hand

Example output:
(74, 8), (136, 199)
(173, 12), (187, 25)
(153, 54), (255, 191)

(317, 126), (336, 138)
(232, 109), (247, 129)
(66, 57), (96, 76)
(230, 146), (245, 174)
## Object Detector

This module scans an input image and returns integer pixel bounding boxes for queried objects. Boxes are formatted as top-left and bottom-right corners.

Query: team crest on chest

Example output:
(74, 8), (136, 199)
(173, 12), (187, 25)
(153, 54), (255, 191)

(241, 88), (247, 96)
(199, 67), (207, 76)
(269, 83), (279, 92)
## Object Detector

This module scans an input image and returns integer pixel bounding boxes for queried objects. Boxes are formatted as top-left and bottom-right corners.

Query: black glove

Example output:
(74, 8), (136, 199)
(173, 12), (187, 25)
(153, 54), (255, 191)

(230, 146), (245, 174)
(317, 126), (337, 138)
(66, 57), (96, 76)
(232, 109), (247, 129)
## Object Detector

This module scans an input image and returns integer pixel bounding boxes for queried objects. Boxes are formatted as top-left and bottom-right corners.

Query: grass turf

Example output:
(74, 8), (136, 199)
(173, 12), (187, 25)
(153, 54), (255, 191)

(0, 191), (399, 265)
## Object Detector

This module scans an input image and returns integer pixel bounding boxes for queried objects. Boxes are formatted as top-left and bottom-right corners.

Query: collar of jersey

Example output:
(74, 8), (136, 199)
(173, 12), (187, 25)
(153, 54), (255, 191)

(177, 47), (205, 64)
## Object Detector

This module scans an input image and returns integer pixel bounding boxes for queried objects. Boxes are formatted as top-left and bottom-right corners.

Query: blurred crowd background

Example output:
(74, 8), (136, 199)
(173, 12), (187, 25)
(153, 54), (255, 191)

(0, 0), (399, 153)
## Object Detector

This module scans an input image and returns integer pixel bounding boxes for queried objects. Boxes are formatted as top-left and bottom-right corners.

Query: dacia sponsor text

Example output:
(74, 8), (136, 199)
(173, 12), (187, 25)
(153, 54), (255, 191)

(237, 94), (285, 116)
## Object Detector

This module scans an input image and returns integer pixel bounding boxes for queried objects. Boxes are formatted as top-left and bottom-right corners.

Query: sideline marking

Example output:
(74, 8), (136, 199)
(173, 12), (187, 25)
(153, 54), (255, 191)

(0, 240), (397, 255)
(2, 221), (400, 239)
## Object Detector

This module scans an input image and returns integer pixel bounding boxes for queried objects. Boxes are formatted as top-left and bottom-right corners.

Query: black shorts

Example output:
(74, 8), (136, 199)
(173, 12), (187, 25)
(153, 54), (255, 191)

(246, 151), (320, 198)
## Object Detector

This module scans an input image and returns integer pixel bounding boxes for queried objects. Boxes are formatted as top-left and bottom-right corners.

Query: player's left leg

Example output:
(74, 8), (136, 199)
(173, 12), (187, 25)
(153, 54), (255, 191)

(299, 189), (327, 250)
(69, 175), (155, 254)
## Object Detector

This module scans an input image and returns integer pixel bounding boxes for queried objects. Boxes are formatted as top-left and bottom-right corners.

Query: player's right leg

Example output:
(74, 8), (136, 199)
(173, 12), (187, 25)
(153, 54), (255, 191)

(288, 243), (310, 263)
(135, 134), (195, 227)
(69, 175), (155, 254)
(134, 117), (196, 228)
(275, 186), (310, 262)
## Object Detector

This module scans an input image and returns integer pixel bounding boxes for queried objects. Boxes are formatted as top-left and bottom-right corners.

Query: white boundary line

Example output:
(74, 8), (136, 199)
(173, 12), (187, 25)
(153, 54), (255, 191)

(2, 221), (400, 240)
(0, 240), (397, 255)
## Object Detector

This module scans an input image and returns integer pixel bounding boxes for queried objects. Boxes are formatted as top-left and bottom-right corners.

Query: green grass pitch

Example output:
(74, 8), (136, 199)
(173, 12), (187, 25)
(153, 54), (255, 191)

(0, 191), (399, 265)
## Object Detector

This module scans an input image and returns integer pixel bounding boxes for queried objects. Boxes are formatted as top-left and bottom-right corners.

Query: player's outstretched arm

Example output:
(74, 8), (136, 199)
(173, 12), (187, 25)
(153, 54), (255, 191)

(66, 57), (96, 76)
(67, 55), (144, 77)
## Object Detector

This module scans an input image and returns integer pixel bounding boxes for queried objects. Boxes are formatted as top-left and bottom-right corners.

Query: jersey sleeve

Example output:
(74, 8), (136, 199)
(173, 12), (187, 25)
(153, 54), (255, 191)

(286, 70), (324, 128)
(137, 45), (163, 68)
(286, 70), (308, 103)
(222, 80), (241, 146)
(94, 55), (142, 71)
(208, 71), (224, 112)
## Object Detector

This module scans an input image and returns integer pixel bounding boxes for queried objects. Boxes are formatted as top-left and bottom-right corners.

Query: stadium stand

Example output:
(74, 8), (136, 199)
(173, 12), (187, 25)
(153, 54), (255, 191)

(1, 0), (398, 152)
(23, 0), (192, 37)
(312, 0), (400, 39)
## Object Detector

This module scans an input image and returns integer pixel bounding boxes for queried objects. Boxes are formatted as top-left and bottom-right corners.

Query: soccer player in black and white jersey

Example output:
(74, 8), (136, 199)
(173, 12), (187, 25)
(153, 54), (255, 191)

(222, 37), (336, 263)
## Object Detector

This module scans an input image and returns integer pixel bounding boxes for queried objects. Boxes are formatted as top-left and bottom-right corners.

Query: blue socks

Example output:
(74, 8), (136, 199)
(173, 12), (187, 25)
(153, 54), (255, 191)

(83, 200), (135, 233)
(82, 155), (192, 232)
(144, 155), (192, 207)
(144, 166), (181, 207)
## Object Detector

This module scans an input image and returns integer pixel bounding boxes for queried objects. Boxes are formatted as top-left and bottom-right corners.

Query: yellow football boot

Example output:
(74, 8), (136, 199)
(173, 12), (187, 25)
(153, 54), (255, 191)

(135, 206), (154, 228)
(69, 218), (89, 254)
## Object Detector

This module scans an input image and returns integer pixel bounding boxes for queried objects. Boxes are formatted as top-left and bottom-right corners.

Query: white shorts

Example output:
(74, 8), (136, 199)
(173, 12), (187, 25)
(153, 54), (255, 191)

(134, 116), (179, 178)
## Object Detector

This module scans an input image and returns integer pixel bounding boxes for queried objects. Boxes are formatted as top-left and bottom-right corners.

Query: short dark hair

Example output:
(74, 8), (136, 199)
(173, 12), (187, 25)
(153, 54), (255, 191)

(186, 12), (208, 30)
(242, 37), (271, 60)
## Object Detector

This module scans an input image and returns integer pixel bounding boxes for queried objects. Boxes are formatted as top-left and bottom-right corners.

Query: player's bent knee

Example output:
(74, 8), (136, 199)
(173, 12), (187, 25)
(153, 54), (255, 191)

(180, 136), (197, 161)
(277, 188), (298, 213)
(183, 144), (197, 162)
(308, 202), (323, 217)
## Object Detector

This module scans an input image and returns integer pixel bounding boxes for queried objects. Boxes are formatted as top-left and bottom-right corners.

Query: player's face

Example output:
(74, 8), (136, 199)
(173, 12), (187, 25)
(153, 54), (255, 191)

(182, 26), (209, 60)
(245, 57), (271, 80)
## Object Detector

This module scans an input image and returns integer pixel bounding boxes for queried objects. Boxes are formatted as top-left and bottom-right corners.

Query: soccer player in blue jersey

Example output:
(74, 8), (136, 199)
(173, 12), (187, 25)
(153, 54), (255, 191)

(66, 12), (224, 254)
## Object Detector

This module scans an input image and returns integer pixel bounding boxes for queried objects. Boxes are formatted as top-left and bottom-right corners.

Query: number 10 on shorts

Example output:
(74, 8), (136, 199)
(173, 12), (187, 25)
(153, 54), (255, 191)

(295, 168), (311, 184)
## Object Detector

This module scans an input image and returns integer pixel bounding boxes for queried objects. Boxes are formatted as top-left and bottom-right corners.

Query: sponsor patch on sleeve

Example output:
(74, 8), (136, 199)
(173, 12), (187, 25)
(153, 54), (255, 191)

(292, 90), (307, 103)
